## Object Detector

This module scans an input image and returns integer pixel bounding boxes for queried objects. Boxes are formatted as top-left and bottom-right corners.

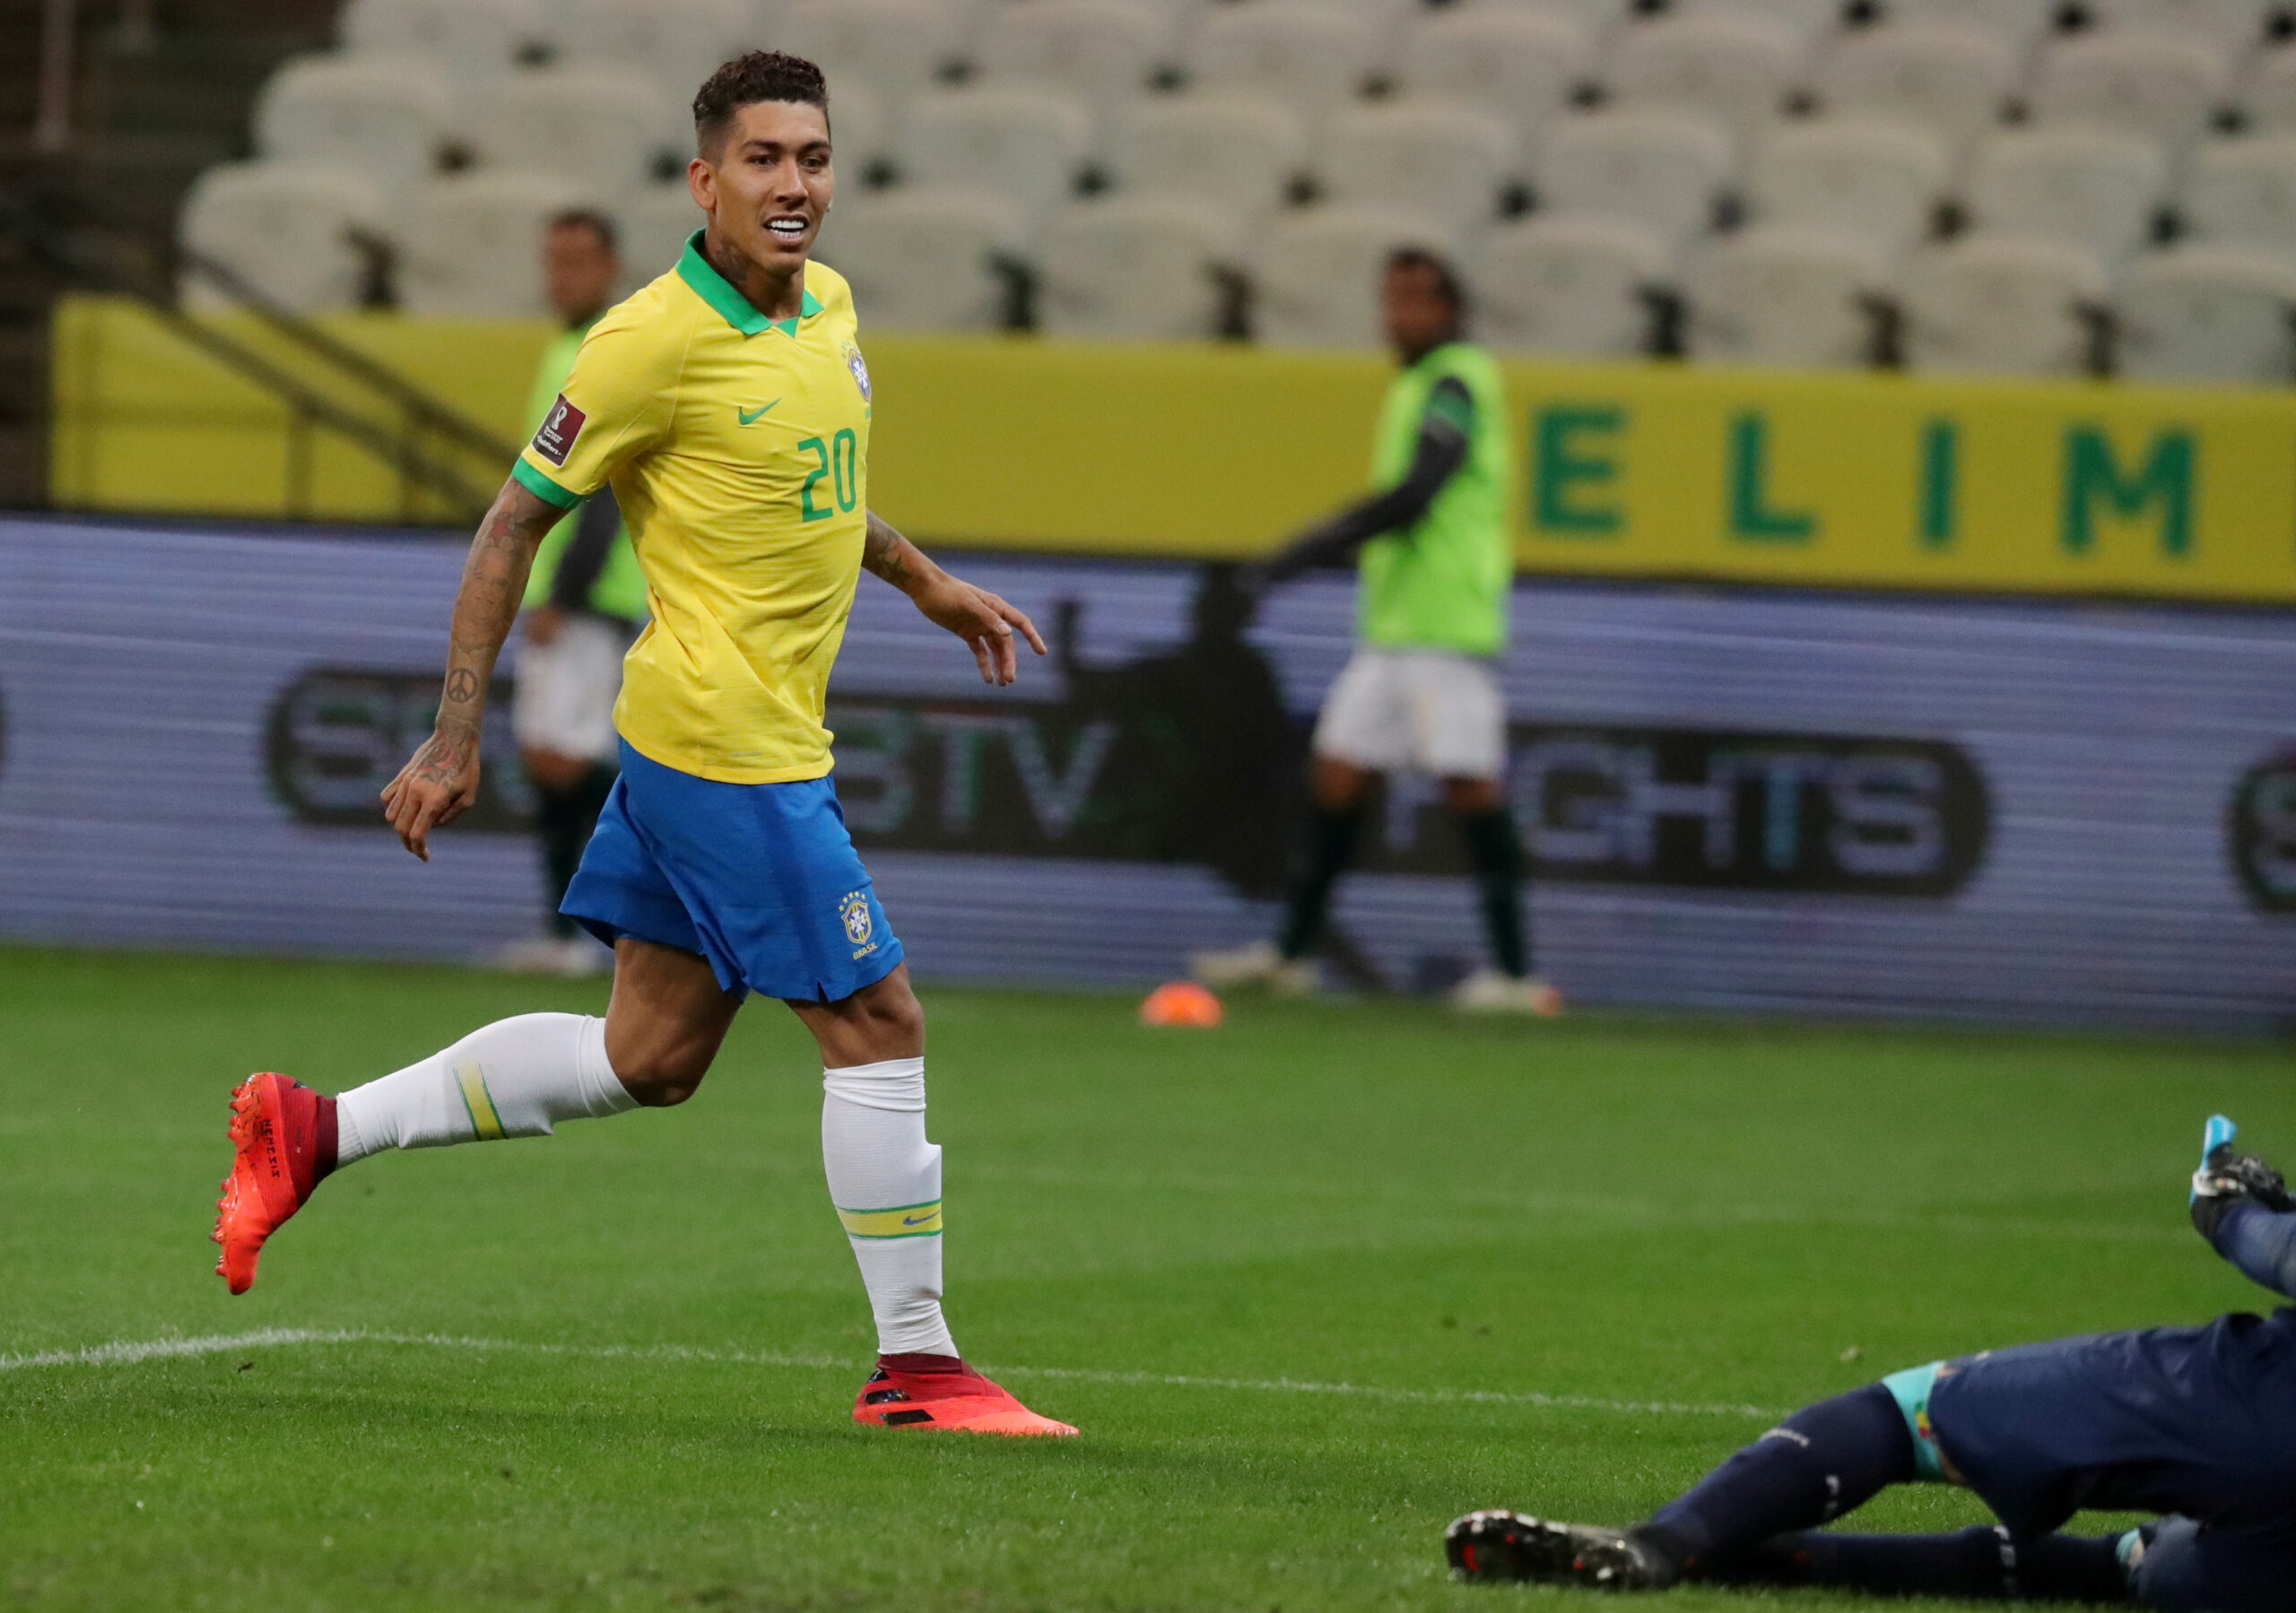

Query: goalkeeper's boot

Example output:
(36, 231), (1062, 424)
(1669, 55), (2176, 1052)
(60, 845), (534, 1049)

(853, 1357), (1078, 1437)
(213, 1072), (335, 1295)
(1445, 1512), (1677, 1590)
(2191, 1114), (2292, 1239)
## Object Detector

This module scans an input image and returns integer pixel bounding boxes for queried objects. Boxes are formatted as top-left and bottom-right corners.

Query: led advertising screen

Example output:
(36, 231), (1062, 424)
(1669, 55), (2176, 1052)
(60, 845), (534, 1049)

(4, 515), (2293, 1030)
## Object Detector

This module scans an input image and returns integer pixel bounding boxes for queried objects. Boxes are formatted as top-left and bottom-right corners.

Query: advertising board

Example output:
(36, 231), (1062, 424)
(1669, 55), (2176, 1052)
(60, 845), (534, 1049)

(4, 515), (2293, 1029)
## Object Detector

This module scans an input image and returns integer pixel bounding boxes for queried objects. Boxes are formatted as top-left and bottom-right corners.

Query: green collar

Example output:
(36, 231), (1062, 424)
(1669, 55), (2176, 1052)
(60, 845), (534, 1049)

(676, 230), (823, 336)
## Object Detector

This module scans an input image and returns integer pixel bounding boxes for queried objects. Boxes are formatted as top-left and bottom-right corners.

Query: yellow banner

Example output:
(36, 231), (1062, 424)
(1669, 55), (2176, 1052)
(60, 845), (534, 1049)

(1492, 362), (2296, 602)
(50, 295), (2296, 603)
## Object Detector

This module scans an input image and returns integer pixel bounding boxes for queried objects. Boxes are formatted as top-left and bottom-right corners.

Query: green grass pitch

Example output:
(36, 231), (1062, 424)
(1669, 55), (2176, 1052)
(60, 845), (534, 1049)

(4, 944), (2292, 1611)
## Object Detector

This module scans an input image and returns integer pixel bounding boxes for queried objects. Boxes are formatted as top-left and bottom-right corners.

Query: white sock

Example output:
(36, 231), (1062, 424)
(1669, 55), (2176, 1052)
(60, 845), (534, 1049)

(822, 1057), (958, 1359)
(335, 1013), (634, 1165)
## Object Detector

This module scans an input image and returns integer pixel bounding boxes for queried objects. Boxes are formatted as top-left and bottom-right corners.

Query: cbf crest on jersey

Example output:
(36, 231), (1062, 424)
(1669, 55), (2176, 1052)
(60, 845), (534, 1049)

(839, 889), (874, 948)
(843, 341), (872, 403)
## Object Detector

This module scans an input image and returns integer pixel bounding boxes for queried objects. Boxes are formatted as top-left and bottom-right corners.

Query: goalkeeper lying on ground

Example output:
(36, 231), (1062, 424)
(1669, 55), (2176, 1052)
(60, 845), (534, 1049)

(1448, 1117), (2296, 1610)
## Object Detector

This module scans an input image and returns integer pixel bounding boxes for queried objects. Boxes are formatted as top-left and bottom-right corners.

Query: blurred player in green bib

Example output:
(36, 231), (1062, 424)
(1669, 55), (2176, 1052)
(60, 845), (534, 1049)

(1194, 250), (1557, 1016)
(495, 210), (648, 976)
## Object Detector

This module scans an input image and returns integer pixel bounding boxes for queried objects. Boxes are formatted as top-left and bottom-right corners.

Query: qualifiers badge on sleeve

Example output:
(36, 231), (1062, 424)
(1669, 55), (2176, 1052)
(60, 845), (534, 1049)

(532, 394), (586, 466)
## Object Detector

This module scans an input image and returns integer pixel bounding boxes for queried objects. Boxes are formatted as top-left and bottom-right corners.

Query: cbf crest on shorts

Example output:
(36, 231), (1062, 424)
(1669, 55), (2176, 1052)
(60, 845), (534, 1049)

(842, 341), (871, 403)
(839, 889), (874, 952)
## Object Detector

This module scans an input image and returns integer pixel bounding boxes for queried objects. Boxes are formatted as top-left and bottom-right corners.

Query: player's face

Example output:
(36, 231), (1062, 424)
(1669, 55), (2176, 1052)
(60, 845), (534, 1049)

(543, 222), (619, 323)
(692, 99), (835, 273)
(1382, 263), (1457, 361)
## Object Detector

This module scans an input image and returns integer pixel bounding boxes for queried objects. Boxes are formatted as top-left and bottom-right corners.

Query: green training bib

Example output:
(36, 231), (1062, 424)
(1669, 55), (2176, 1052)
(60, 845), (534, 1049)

(1358, 342), (1516, 656)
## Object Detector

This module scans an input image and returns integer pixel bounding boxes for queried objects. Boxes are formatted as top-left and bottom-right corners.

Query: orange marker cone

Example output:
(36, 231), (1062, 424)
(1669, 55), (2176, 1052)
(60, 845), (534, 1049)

(1140, 981), (1223, 1028)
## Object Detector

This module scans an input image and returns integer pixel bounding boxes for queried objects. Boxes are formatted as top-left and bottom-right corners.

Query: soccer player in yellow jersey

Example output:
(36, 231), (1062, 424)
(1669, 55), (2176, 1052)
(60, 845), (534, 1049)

(210, 52), (1075, 1438)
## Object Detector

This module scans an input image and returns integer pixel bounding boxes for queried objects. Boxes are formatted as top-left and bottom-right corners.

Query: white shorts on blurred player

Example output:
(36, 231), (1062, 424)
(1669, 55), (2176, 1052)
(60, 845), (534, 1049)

(1311, 647), (1505, 781)
(498, 614), (627, 976)
(511, 613), (626, 764)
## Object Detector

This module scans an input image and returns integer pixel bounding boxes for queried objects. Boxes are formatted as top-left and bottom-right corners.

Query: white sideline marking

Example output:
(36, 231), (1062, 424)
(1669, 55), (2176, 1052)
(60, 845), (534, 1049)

(0, 1328), (1778, 1418)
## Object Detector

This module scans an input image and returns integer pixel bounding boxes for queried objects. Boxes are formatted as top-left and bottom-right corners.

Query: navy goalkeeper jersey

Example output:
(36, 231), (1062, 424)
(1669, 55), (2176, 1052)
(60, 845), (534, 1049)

(1929, 1201), (2296, 1543)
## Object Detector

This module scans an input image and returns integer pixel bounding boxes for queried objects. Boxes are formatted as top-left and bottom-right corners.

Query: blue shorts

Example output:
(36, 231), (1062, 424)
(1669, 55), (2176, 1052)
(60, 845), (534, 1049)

(561, 741), (904, 1003)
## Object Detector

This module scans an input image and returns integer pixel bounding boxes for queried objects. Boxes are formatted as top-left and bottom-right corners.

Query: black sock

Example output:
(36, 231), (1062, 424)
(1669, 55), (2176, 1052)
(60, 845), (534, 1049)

(1457, 808), (1529, 977)
(1275, 808), (1362, 959)
(536, 764), (618, 939)
(1719, 1527), (2131, 1602)
(1636, 1383), (1916, 1574)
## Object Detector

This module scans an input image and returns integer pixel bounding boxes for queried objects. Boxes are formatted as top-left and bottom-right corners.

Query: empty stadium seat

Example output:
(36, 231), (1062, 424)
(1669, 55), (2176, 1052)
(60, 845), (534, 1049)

(1748, 116), (1951, 257)
(1251, 204), (1457, 346)
(778, 0), (961, 113)
(178, 160), (390, 312)
(1187, 2), (1375, 126)
(2028, 33), (2228, 152)
(978, 0), (1174, 111)
(1900, 234), (2109, 375)
(1394, 9), (1596, 156)
(1106, 95), (1305, 221)
(1870, 0), (2054, 49)
(1314, 0), (1422, 55)
(1036, 196), (1237, 338)
(1966, 126), (2170, 263)
(398, 171), (610, 316)
(2239, 45), (2296, 134)
(254, 53), (452, 192)
(1119, 0), (1214, 34)
(555, 0), (756, 101)
(462, 66), (676, 195)
(2181, 134), (2296, 253)
(825, 82), (893, 171)
(900, 87), (1095, 229)
(1446, 0), (1629, 40)
(2084, 0), (2272, 58)
(822, 187), (1026, 331)
(1683, 225), (1892, 369)
(1812, 23), (2020, 151)
(1317, 102), (1518, 235)
(1470, 212), (1666, 356)
(1671, 0), (1846, 42)
(1605, 12), (1807, 137)
(1535, 109), (1735, 247)
(338, 0), (547, 78)
(618, 181), (707, 285)
(2115, 245), (2296, 382)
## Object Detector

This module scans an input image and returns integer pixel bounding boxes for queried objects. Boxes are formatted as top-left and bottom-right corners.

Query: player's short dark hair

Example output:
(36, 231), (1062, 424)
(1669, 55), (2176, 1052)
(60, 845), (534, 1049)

(1387, 247), (1465, 315)
(693, 51), (831, 157)
(547, 209), (618, 255)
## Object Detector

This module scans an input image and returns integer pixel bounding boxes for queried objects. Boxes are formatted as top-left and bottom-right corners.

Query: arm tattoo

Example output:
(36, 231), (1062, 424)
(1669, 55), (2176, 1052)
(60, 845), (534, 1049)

(434, 480), (555, 736)
(862, 510), (919, 592)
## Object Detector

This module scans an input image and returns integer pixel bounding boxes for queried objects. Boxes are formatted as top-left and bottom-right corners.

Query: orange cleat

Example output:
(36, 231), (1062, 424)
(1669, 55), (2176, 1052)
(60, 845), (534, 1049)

(212, 1072), (335, 1295)
(853, 1358), (1078, 1436)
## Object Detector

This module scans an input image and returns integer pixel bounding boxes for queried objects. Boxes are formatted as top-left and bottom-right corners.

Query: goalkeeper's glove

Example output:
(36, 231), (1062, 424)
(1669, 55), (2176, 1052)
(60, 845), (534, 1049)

(2190, 1114), (2293, 1241)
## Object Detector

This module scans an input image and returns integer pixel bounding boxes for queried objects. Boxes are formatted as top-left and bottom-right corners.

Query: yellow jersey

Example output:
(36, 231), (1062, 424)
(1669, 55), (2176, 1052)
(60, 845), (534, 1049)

(513, 231), (874, 784)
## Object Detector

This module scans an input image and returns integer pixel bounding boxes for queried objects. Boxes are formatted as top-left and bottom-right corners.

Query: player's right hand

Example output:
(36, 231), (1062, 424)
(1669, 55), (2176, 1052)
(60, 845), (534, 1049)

(2190, 1114), (2293, 1239)
(379, 722), (482, 862)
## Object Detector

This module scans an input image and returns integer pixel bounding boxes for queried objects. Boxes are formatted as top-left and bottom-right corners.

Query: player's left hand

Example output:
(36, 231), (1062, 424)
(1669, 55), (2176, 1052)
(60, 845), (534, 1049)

(912, 575), (1047, 686)
(2190, 1114), (2293, 1239)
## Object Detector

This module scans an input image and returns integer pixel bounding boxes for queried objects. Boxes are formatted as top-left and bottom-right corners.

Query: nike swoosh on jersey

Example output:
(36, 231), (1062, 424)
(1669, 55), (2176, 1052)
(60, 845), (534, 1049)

(737, 401), (780, 424)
